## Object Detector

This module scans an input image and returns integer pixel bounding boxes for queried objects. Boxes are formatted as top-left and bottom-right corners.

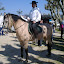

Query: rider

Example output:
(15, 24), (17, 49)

(29, 1), (42, 46)
(29, 1), (41, 37)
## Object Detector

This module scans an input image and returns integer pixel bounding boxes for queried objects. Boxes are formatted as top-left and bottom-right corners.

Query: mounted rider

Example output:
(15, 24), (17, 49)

(29, 1), (42, 38)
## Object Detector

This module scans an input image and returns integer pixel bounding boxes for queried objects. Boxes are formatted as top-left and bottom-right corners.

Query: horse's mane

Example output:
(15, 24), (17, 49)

(7, 13), (28, 22)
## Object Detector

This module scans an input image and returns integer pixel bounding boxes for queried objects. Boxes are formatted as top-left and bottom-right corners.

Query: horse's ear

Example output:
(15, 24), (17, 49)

(7, 14), (9, 17)
(7, 13), (11, 16)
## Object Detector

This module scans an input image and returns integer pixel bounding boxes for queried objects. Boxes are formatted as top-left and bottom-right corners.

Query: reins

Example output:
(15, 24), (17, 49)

(4, 14), (28, 32)
(9, 15), (26, 30)
(15, 23), (26, 30)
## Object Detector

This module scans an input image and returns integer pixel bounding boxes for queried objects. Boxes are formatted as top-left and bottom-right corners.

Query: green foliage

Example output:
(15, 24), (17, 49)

(45, 0), (64, 23)
(17, 9), (22, 15)
(0, 2), (5, 11)
(0, 7), (5, 10)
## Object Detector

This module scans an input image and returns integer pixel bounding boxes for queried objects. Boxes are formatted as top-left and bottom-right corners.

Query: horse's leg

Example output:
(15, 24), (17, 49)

(47, 40), (52, 56)
(47, 43), (51, 55)
(24, 41), (28, 62)
(21, 46), (23, 58)
(25, 48), (28, 62)
(46, 39), (51, 57)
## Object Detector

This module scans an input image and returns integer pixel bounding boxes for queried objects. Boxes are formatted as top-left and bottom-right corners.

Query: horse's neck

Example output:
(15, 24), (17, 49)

(13, 19), (28, 30)
(13, 20), (34, 41)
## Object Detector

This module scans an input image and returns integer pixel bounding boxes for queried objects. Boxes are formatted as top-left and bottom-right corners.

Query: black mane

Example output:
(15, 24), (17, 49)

(7, 13), (27, 22)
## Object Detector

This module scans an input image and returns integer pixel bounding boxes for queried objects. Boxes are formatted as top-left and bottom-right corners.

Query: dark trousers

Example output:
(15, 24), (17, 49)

(0, 27), (4, 35)
(32, 22), (40, 38)
(29, 22), (40, 37)
(61, 29), (63, 38)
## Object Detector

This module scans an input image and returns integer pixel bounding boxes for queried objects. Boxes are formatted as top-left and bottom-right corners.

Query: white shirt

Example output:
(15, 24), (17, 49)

(0, 15), (4, 27)
(29, 7), (41, 22)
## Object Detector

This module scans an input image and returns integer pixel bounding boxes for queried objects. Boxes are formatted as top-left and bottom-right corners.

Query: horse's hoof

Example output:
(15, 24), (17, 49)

(23, 61), (28, 64)
(23, 60), (28, 64)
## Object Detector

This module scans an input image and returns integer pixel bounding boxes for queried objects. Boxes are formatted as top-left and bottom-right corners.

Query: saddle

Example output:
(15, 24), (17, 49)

(28, 22), (42, 38)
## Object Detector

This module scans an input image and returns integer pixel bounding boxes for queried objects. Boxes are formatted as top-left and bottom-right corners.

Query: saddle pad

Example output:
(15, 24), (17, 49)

(37, 26), (42, 33)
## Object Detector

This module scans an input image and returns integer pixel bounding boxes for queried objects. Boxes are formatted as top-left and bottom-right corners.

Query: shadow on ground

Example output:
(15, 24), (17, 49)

(0, 43), (64, 64)
(0, 33), (64, 64)
(53, 36), (64, 51)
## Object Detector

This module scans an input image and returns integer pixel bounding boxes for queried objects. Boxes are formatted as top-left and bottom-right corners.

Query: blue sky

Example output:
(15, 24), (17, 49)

(0, 0), (50, 15)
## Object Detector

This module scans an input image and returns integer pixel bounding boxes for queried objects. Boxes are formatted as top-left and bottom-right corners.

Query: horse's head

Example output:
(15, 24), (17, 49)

(3, 13), (13, 29)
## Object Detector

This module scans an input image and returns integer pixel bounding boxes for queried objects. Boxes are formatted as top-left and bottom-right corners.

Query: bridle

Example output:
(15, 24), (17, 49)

(7, 15), (26, 30)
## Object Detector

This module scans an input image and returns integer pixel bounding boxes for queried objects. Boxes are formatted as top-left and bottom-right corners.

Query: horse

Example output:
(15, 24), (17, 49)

(3, 13), (52, 62)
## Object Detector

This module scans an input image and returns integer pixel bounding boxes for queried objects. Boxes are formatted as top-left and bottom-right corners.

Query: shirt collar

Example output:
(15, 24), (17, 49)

(32, 7), (37, 10)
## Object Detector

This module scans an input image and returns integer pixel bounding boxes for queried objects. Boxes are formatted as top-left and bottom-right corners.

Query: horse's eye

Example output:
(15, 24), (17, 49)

(5, 15), (6, 17)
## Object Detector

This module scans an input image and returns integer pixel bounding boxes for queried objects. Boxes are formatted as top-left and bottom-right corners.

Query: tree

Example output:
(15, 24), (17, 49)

(0, 2), (5, 11)
(45, 0), (64, 23)
(17, 9), (22, 16)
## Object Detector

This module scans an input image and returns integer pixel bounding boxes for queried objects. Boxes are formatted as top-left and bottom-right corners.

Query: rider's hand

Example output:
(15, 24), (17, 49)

(33, 21), (36, 23)
(40, 20), (43, 23)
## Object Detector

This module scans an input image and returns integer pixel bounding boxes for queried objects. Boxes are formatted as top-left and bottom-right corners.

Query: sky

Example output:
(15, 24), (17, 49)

(0, 0), (51, 15)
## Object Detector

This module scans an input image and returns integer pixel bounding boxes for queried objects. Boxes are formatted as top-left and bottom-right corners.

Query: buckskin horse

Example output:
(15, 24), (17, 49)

(3, 13), (52, 62)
